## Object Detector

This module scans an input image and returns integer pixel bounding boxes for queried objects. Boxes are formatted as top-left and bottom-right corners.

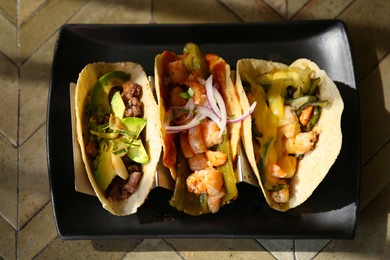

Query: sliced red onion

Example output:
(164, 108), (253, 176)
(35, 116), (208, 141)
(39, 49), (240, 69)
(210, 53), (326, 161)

(205, 75), (221, 120)
(165, 112), (207, 134)
(227, 101), (257, 123)
(212, 86), (227, 137)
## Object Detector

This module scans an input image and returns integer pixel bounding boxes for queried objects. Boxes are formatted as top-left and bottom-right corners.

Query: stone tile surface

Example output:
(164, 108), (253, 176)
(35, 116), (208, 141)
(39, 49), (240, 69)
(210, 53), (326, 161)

(0, 136), (18, 229)
(316, 184), (390, 259)
(294, 0), (353, 20)
(19, 0), (47, 25)
(154, 0), (239, 23)
(0, 11), (17, 62)
(19, 0), (88, 62)
(123, 239), (181, 260)
(19, 34), (56, 144)
(167, 239), (274, 259)
(17, 202), (57, 260)
(221, 0), (282, 22)
(70, 0), (152, 24)
(359, 53), (390, 163)
(0, 0), (17, 23)
(257, 239), (294, 259)
(18, 125), (50, 228)
(0, 215), (16, 260)
(338, 0), (390, 80)
(0, 52), (18, 145)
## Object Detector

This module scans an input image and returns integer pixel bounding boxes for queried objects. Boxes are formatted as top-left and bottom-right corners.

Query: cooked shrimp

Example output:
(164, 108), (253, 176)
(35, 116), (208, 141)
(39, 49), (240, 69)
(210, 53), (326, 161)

(272, 187), (289, 204)
(285, 131), (317, 155)
(186, 77), (207, 105)
(188, 125), (207, 154)
(179, 133), (195, 158)
(186, 168), (226, 213)
(269, 163), (287, 178)
(278, 106), (300, 138)
(200, 119), (223, 148)
(168, 60), (187, 85)
(188, 153), (208, 171)
(299, 106), (314, 126)
(206, 150), (227, 168)
(169, 86), (187, 107)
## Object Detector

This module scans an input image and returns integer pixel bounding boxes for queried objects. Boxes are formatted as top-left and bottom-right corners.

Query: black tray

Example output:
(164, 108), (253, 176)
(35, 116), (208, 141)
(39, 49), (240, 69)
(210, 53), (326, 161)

(47, 21), (361, 239)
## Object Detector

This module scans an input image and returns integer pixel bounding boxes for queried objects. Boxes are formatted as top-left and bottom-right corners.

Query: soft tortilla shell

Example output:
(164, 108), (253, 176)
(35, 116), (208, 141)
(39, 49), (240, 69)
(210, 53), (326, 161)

(75, 62), (162, 216)
(236, 58), (343, 211)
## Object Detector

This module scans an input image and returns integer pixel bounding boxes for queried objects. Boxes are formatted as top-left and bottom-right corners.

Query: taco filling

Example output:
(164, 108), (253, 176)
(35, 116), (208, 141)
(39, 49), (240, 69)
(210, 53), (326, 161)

(237, 58), (343, 211)
(155, 43), (248, 215)
(76, 62), (161, 216)
(84, 71), (150, 201)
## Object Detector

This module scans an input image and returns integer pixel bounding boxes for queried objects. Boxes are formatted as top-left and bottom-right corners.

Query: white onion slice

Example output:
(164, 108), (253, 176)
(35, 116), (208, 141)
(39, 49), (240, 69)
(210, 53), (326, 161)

(165, 112), (207, 134)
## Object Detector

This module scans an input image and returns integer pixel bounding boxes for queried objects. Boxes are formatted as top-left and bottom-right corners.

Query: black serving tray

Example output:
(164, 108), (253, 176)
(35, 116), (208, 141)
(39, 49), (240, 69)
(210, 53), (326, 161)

(47, 21), (361, 239)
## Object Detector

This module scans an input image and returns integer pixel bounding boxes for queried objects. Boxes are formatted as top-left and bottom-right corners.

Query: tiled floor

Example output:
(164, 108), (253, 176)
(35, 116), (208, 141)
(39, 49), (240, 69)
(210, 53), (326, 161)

(0, 0), (389, 259)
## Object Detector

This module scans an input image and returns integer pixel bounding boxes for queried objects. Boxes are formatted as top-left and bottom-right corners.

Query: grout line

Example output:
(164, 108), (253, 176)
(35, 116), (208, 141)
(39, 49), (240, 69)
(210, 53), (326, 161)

(335, 0), (356, 19)
(357, 49), (390, 85)
(217, 0), (246, 23)
(362, 137), (390, 168)
(31, 233), (59, 259)
(18, 122), (46, 148)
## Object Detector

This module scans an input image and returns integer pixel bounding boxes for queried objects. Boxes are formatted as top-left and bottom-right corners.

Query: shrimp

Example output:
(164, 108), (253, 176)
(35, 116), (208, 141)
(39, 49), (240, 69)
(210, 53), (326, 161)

(299, 106), (314, 126)
(206, 150), (227, 168)
(168, 60), (187, 85)
(179, 133), (195, 158)
(278, 106), (300, 138)
(285, 131), (317, 155)
(169, 86), (187, 107)
(200, 119), (223, 148)
(188, 125), (207, 154)
(186, 77), (207, 105)
(188, 153), (208, 171)
(269, 163), (287, 178)
(272, 187), (289, 204)
(186, 168), (226, 213)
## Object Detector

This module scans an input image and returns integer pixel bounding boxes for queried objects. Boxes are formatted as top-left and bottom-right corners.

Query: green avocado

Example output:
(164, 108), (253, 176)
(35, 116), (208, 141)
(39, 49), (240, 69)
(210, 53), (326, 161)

(111, 91), (126, 119)
(121, 117), (147, 138)
(90, 71), (130, 115)
(94, 140), (116, 191)
(94, 139), (129, 191)
(128, 139), (149, 164)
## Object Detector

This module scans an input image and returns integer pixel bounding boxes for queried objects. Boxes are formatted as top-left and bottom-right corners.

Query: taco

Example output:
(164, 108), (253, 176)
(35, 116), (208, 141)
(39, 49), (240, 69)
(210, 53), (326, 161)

(75, 62), (162, 216)
(236, 58), (344, 211)
(154, 43), (245, 215)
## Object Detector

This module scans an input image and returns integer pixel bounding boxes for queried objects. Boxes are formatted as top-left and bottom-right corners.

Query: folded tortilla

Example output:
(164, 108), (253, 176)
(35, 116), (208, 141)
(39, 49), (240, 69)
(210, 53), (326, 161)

(154, 45), (242, 215)
(75, 62), (162, 215)
(236, 58), (344, 211)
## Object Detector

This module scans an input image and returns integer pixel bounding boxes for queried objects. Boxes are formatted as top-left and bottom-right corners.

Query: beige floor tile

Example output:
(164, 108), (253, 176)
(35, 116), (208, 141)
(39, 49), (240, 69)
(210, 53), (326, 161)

(360, 141), (390, 210)
(167, 239), (274, 259)
(0, 11), (17, 62)
(293, 0), (353, 20)
(70, 0), (151, 24)
(221, 0), (282, 22)
(359, 53), (390, 163)
(19, 0), (47, 25)
(19, 0), (88, 62)
(339, 0), (390, 80)
(123, 239), (181, 260)
(0, 215), (16, 260)
(263, 0), (286, 18)
(257, 239), (294, 259)
(35, 238), (140, 259)
(154, 0), (239, 23)
(17, 202), (57, 260)
(287, 0), (309, 18)
(294, 239), (330, 260)
(0, 52), (18, 146)
(0, 0), (17, 24)
(315, 184), (390, 259)
(18, 125), (50, 228)
(19, 33), (56, 145)
(0, 136), (18, 229)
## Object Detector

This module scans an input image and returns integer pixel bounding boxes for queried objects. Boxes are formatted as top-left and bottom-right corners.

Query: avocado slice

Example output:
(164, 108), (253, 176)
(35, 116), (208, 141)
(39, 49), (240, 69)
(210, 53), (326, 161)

(94, 140), (129, 191)
(121, 117), (147, 138)
(128, 139), (149, 164)
(90, 71), (130, 115)
(111, 91), (126, 119)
